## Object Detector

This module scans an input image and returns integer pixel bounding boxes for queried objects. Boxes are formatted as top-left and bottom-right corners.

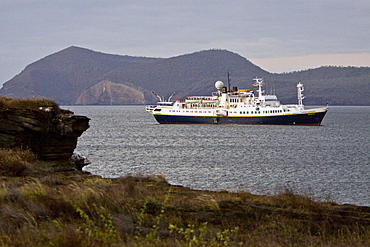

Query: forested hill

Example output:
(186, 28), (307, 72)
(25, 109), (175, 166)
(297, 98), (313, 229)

(1, 46), (369, 105)
(264, 66), (370, 105)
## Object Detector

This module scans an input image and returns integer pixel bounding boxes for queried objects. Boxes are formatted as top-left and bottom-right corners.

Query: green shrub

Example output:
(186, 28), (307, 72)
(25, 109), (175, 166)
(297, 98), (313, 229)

(75, 203), (118, 245)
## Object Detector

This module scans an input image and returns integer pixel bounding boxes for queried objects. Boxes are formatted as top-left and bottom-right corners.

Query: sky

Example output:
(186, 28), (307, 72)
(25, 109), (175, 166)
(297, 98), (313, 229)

(1, 0), (369, 87)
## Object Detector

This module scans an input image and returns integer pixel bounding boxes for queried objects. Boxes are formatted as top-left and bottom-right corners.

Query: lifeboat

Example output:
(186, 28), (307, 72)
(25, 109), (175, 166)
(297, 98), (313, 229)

(202, 96), (218, 103)
(185, 97), (202, 103)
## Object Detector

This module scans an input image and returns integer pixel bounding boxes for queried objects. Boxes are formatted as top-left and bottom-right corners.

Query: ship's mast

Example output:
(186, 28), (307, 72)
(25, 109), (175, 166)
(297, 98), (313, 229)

(253, 77), (264, 98)
(227, 71), (231, 92)
(297, 82), (305, 107)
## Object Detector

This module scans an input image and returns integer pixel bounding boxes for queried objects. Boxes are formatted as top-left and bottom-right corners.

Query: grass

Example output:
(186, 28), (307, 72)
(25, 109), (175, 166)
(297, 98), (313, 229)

(0, 96), (59, 109)
(0, 148), (369, 246)
(0, 149), (36, 176)
(0, 96), (62, 114)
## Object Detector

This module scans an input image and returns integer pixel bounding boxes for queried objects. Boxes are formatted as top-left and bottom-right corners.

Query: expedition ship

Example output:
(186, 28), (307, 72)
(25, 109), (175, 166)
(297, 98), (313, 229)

(146, 77), (328, 125)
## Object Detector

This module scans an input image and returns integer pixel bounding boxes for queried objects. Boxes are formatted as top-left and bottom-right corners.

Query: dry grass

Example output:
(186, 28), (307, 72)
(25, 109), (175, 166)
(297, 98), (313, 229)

(0, 96), (62, 115)
(0, 96), (59, 110)
(0, 150), (369, 246)
(0, 149), (36, 176)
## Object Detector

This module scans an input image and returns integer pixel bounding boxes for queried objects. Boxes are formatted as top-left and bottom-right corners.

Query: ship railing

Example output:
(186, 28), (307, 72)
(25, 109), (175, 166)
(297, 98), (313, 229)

(145, 105), (157, 111)
(301, 106), (328, 112)
(285, 104), (299, 108)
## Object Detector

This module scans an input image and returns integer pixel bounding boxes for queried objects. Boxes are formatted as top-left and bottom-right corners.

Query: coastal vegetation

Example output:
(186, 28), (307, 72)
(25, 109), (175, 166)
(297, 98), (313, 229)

(0, 97), (60, 111)
(0, 149), (369, 246)
(0, 96), (67, 120)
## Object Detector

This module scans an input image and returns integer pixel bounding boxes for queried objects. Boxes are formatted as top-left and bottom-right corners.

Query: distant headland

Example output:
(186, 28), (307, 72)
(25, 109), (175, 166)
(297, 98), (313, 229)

(1, 46), (369, 106)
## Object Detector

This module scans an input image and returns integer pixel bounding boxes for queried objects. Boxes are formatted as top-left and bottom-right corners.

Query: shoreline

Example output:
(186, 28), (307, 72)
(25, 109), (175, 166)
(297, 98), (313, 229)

(1, 150), (369, 246)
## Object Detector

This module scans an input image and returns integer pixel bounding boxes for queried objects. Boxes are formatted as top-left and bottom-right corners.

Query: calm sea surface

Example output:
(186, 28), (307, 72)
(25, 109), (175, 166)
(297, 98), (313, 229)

(66, 105), (370, 206)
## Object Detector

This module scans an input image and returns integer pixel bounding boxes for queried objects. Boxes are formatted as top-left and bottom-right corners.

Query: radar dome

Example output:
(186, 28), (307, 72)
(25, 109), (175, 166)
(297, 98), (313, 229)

(215, 80), (224, 90)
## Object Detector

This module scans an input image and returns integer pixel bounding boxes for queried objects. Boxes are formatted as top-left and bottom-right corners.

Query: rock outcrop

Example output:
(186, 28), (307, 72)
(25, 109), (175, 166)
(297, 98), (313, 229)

(75, 80), (145, 105)
(0, 102), (89, 163)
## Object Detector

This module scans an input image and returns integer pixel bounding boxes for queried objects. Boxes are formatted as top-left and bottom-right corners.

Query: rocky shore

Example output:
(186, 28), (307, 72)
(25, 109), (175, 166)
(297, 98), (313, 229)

(0, 97), (89, 165)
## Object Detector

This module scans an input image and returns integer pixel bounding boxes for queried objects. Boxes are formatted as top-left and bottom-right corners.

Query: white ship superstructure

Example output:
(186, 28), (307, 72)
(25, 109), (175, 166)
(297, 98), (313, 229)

(146, 77), (328, 125)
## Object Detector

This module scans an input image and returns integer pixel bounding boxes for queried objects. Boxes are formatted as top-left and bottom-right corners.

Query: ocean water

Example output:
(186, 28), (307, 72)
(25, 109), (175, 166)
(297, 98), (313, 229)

(66, 105), (370, 206)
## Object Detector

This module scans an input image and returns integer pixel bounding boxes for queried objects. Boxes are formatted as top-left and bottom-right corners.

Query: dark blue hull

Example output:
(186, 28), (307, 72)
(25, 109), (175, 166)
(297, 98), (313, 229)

(153, 111), (327, 125)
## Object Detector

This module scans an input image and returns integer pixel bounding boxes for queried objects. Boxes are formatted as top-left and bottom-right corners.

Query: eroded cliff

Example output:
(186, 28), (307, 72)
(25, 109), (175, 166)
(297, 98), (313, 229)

(0, 97), (89, 164)
(75, 80), (145, 105)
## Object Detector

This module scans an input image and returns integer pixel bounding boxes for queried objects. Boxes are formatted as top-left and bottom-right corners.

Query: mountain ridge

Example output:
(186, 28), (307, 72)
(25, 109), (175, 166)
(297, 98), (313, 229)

(1, 46), (369, 105)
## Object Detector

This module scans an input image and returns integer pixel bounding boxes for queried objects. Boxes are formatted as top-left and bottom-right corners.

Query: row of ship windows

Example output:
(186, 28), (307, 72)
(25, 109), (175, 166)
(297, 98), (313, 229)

(187, 104), (216, 107)
(170, 110), (212, 113)
(240, 110), (285, 114)
(169, 109), (288, 114)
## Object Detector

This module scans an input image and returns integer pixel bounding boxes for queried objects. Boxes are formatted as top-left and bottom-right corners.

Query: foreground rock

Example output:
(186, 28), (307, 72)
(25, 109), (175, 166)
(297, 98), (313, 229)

(0, 97), (89, 164)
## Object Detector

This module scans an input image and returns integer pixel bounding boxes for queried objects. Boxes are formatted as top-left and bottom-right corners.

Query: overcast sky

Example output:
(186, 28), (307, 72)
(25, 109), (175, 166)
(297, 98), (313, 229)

(1, 0), (369, 87)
